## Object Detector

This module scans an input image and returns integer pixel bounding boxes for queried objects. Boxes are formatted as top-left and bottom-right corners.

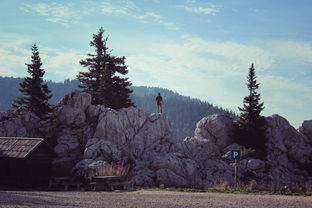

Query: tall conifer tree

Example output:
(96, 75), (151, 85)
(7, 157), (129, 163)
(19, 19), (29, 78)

(77, 27), (134, 109)
(12, 44), (53, 119)
(236, 64), (266, 155)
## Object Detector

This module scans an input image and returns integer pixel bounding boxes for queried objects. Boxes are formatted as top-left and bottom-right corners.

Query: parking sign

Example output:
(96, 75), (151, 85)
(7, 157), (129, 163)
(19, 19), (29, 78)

(230, 150), (241, 160)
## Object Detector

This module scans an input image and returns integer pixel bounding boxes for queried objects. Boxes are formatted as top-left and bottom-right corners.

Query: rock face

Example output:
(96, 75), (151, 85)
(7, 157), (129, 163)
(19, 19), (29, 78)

(0, 90), (311, 188)
(186, 114), (235, 156)
(263, 115), (312, 184)
(299, 120), (312, 141)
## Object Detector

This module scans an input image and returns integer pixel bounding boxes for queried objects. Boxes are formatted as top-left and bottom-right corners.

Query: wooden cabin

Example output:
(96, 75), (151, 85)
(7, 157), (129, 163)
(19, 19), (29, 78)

(0, 137), (54, 187)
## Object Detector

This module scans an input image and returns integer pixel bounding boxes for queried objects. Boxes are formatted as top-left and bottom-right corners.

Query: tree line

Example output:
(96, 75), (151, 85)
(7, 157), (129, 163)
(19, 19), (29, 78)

(10, 27), (267, 157)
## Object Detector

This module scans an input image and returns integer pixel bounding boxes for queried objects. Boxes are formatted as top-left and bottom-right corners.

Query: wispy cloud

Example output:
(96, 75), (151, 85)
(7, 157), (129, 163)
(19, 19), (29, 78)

(100, 0), (178, 30)
(101, 0), (134, 16)
(20, 0), (178, 30)
(137, 12), (178, 30)
(20, 3), (78, 26)
(0, 40), (85, 79)
(179, 5), (219, 15)
(40, 48), (85, 78)
(0, 40), (32, 77)
(254, 39), (312, 66)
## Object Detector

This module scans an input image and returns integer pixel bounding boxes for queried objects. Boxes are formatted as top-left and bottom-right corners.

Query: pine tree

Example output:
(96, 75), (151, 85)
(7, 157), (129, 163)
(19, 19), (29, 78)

(12, 44), (53, 119)
(235, 64), (266, 156)
(77, 27), (134, 109)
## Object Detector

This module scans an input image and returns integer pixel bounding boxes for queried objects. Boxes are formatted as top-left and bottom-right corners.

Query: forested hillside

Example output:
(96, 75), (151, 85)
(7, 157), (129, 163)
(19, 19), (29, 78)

(0, 76), (235, 138)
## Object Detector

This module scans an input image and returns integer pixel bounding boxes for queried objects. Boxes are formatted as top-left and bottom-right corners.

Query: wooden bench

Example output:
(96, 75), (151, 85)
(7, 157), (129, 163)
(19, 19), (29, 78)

(92, 176), (127, 191)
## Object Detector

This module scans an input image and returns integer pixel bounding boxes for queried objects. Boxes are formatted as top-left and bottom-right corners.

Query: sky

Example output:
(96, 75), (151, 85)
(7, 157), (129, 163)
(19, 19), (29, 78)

(0, 0), (311, 128)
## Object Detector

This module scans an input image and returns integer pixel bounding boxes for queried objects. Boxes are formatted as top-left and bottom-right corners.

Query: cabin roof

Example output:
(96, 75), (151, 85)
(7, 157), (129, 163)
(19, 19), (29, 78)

(0, 137), (51, 158)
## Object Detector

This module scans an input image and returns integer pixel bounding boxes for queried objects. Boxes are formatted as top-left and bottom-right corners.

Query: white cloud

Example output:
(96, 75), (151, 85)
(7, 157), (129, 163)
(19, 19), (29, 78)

(40, 48), (86, 79)
(254, 39), (312, 66)
(100, 0), (178, 30)
(179, 5), (219, 15)
(0, 40), (86, 80)
(153, 36), (274, 71)
(20, 3), (79, 26)
(0, 40), (33, 77)
(101, 0), (134, 16)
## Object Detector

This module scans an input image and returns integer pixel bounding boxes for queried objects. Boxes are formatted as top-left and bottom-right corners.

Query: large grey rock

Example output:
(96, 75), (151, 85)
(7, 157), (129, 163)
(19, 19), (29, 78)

(56, 91), (92, 127)
(151, 153), (202, 187)
(83, 138), (122, 162)
(0, 109), (50, 138)
(265, 115), (312, 168)
(239, 158), (266, 171)
(93, 108), (174, 160)
(201, 159), (234, 186)
(194, 114), (235, 149)
(54, 134), (80, 158)
(299, 120), (312, 141)
(130, 169), (155, 187)
(57, 105), (86, 127)
(58, 90), (91, 110)
(186, 114), (235, 157)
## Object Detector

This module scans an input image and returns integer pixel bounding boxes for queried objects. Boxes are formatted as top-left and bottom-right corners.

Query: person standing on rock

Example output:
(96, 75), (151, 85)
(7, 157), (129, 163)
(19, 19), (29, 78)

(156, 93), (163, 114)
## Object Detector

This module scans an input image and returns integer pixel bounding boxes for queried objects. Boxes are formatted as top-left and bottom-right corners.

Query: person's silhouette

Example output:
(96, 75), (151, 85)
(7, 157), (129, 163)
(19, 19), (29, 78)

(156, 92), (163, 113)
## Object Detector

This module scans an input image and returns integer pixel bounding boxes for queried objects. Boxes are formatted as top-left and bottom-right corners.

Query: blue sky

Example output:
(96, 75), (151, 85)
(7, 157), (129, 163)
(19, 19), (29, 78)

(0, 0), (311, 127)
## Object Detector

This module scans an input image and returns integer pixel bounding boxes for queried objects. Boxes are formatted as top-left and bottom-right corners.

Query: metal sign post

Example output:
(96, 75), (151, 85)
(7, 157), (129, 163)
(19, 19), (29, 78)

(230, 150), (241, 187)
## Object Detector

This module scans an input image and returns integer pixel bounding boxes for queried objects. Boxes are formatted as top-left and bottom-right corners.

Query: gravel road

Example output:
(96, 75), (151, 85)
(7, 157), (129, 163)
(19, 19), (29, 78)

(0, 190), (311, 208)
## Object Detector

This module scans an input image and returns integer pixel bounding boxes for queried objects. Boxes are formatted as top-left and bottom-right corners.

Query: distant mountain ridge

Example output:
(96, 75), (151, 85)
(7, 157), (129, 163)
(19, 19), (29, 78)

(0, 76), (235, 138)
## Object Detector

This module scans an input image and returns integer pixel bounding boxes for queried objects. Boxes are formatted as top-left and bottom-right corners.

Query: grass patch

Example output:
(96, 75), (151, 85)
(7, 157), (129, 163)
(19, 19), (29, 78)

(142, 182), (312, 196)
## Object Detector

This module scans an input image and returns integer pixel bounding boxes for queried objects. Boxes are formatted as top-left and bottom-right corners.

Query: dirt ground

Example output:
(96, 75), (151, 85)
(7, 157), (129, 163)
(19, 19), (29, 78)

(0, 190), (311, 208)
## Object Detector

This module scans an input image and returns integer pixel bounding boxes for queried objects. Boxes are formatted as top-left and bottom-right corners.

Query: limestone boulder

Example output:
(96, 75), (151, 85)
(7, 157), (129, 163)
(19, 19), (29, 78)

(130, 169), (155, 187)
(265, 115), (312, 168)
(188, 114), (235, 156)
(93, 108), (174, 160)
(0, 110), (44, 137)
(58, 90), (91, 110)
(299, 120), (312, 141)
(57, 105), (86, 127)
(83, 138), (122, 162)
(201, 159), (234, 186)
(239, 158), (266, 171)
(54, 134), (81, 158)
(151, 153), (202, 187)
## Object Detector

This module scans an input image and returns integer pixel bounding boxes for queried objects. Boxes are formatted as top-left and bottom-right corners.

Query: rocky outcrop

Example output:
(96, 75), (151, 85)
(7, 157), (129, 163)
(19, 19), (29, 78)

(186, 114), (235, 156)
(299, 120), (312, 141)
(263, 115), (312, 184)
(0, 90), (311, 188)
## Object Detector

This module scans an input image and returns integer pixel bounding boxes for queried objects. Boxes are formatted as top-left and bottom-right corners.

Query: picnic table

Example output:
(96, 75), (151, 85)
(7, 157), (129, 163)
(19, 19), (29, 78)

(92, 176), (127, 191)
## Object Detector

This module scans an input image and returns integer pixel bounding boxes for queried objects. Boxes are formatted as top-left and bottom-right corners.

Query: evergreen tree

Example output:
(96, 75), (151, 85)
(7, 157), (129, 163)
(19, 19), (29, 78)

(235, 64), (266, 156)
(77, 27), (134, 109)
(12, 44), (53, 119)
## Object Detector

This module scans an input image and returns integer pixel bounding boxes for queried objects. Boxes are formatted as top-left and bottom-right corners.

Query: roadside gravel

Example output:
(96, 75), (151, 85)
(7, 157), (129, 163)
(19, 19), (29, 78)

(0, 190), (311, 208)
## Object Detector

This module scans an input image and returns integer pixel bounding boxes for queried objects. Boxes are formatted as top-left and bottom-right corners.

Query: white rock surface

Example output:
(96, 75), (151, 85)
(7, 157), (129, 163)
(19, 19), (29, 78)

(299, 120), (312, 141)
(265, 115), (312, 168)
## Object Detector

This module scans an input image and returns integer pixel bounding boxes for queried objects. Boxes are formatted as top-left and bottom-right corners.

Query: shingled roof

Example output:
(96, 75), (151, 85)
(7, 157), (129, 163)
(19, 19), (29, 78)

(0, 137), (50, 158)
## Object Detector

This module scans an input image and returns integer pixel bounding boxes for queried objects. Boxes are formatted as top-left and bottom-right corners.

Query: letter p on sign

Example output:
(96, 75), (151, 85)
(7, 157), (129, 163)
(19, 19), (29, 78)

(231, 150), (241, 160)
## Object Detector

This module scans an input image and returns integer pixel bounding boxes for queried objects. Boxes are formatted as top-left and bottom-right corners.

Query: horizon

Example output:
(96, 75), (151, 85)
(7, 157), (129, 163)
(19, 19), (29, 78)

(1, 0), (311, 128)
